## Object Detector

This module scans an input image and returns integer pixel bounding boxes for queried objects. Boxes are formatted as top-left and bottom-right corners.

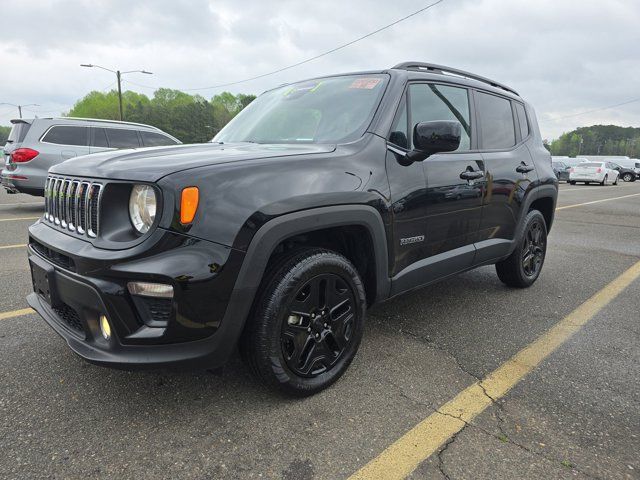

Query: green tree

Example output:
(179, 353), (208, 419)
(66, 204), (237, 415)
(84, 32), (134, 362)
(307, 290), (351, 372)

(0, 125), (11, 144)
(549, 125), (640, 158)
(66, 88), (256, 143)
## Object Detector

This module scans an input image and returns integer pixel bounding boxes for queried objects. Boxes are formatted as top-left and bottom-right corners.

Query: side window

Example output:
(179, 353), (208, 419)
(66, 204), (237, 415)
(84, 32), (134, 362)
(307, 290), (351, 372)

(140, 131), (177, 147)
(105, 128), (140, 148)
(92, 128), (109, 148)
(388, 98), (409, 149)
(408, 84), (471, 151)
(41, 126), (88, 146)
(476, 92), (516, 149)
(514, 102), (529, 139)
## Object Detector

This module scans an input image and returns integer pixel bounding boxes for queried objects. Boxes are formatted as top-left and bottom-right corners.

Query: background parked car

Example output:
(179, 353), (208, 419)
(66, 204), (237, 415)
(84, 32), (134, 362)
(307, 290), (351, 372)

(1, 117), (180, 196)
(610, 163), (637, 182)
(552, 160), (571, 182)
(569, 161), (620, 185)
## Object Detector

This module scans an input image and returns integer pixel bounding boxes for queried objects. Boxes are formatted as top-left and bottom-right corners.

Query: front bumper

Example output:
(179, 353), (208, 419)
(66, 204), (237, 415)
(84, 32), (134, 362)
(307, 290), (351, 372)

(27, 220), (247, 369)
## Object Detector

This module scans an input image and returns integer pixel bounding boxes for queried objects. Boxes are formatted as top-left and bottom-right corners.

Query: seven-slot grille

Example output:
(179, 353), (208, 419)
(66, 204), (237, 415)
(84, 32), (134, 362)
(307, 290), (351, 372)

(44, 176), (103, 238)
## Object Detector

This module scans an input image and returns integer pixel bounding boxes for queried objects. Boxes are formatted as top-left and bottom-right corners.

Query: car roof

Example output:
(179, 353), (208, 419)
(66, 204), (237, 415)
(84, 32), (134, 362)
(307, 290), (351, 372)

(268, 62), (522, 102)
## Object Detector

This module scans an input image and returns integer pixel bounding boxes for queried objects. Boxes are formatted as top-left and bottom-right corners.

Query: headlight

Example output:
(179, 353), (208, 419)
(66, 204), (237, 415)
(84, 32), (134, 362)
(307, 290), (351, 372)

(129, 185), (157, 233)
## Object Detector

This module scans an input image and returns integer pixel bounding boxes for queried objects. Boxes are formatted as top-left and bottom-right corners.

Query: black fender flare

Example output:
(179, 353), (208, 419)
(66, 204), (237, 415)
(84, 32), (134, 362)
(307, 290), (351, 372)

(219, 205), (390, 346)
(511, 184), (558, 250)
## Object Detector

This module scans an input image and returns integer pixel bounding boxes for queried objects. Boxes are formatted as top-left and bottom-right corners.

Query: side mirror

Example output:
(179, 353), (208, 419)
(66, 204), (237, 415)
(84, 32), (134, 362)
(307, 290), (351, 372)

(406, 121), (462, 162)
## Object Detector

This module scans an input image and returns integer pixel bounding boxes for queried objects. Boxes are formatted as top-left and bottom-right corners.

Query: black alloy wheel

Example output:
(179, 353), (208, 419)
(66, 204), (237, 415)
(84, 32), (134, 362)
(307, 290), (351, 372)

(281, 273), (356, 377)
(241, 248), (366, 396)
(495, 209), (548, 288)
(521, 220), (546, 278)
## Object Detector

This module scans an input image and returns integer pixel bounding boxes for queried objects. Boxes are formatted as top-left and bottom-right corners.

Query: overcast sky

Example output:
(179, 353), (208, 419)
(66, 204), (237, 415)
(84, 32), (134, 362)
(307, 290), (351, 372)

(1, 0), (638, 140)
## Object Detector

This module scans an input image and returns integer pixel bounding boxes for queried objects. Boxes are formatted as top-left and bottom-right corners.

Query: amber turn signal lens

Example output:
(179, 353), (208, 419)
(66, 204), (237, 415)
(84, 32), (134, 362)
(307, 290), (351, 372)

(180, 187), (199, 224)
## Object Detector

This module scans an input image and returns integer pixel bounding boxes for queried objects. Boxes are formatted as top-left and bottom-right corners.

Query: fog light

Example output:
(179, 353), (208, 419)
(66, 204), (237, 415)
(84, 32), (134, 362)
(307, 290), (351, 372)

(99, 315), (111, 340)
(127, 281), (174, 298)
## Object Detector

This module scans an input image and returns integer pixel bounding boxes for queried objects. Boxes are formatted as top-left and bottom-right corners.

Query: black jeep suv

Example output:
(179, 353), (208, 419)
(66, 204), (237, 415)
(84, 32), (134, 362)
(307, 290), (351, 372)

(27, 63), (558, 395)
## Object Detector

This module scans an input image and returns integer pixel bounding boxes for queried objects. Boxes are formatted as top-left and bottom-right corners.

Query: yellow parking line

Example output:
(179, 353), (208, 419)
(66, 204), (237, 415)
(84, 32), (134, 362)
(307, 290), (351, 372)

(0, 216), (40, 222)
(556, 192), (640, 210)
(0, 244), (26, 250)
(350, 259), (640, 480)
(0, 308), (34, 321)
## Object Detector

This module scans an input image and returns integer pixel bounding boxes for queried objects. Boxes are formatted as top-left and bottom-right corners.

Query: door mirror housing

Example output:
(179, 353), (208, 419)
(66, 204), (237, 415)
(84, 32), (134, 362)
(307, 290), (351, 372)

(406, 121), (462, 162)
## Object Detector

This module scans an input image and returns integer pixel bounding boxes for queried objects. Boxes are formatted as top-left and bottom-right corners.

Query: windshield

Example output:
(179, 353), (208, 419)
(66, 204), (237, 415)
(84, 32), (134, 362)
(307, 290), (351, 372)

(213, 74), (388, 144)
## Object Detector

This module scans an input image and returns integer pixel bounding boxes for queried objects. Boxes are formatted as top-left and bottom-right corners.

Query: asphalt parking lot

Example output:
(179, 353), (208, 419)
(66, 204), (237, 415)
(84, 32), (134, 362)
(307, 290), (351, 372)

(1, 182), (639, 480)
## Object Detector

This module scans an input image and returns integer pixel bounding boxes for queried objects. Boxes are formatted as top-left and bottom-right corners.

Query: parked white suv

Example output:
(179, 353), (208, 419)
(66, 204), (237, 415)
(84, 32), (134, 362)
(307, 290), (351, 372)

(2, 117), (180, 196)
(569, 161), (620, 186)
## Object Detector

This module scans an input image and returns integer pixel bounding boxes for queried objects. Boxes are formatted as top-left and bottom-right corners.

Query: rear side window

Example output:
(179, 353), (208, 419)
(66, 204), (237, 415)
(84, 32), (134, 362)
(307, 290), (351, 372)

(408, 83), (471, 151)
(140, 131), (177, 147)
(476, 92), (515, 150)
(105, 128), (140, 148)
(514, 103), (529, 139)
(91, 128), (109, 148)
(7, 123), (31, 143)
(41, 126), (89, 146)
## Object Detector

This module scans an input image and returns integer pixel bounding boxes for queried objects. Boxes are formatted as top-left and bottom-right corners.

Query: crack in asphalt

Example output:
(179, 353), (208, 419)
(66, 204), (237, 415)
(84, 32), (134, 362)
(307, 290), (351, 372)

(382, 328), (603, 479)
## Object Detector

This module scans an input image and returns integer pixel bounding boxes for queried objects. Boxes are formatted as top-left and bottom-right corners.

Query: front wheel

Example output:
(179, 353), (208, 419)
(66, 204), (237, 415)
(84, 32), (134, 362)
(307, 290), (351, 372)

(623, 173), (633, 182)
(240, 248), (366, 396)
(569, 181), (576, 185)
(496, 210), (547, 288)
(600, 175), (608, 186)
(613, 176), (619, 185)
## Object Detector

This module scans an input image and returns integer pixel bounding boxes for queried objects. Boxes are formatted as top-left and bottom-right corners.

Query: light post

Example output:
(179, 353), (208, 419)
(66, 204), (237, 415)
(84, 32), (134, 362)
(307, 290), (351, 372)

(80, 64), (152, 121)
(0, 103), (40, 119)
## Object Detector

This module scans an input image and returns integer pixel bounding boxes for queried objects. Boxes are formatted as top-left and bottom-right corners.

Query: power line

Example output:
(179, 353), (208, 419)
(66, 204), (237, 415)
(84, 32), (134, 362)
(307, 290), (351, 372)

(121, 0), (447, 93)
(551, 98), (640, 121)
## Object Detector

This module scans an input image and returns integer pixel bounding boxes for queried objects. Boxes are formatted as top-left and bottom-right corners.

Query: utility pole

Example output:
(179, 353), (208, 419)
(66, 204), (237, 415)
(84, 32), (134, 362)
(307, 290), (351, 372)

(0, 103), (40, 119)
(80, 64), (152, 121)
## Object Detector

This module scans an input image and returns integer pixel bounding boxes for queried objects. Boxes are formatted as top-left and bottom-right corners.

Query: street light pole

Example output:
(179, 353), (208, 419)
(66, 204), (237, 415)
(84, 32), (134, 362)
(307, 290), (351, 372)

(116, 70), (123, 121)
(0, 103), (40, 119)
(80, 64), (152, 121)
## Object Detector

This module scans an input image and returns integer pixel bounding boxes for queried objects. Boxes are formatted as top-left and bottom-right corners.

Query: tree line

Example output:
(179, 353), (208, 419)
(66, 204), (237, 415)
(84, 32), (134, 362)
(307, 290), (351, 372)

(66, 89), (256, 143)
(548, 125), (640, 158)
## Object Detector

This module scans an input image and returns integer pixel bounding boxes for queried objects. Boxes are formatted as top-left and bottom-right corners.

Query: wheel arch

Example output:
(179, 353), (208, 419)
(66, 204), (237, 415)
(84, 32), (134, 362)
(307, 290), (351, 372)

(221, 205), (390, 346)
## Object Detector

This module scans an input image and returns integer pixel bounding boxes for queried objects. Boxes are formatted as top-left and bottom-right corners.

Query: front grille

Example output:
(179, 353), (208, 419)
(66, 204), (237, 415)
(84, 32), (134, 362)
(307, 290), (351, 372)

(44, 176), (103, 238)
(52, 303), (83, 333)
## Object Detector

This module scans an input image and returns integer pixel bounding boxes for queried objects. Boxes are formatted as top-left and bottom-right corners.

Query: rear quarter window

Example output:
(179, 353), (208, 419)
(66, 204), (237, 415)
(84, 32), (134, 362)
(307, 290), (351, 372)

(140, 131), (178, 147)
(514, 103), (529, 139)
(41, 126), (89, 146)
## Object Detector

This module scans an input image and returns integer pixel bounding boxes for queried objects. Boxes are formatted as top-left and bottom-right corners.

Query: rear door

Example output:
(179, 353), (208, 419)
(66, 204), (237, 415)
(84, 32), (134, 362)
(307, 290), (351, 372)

(104, 128), (141, 149)
(475, 92), (536, 263)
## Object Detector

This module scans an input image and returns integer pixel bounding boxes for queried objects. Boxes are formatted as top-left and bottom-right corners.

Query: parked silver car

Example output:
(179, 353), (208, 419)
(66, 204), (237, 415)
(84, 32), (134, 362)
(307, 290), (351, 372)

(1, 117), (180, 196)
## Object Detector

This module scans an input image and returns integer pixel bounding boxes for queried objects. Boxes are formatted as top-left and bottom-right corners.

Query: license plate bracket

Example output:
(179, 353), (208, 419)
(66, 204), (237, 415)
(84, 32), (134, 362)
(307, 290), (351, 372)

(30, 256), (61, 307)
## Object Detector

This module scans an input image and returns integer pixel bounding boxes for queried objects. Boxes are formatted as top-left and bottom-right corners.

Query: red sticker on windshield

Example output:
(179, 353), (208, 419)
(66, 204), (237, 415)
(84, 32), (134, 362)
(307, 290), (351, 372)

(349, 78), (381, 89)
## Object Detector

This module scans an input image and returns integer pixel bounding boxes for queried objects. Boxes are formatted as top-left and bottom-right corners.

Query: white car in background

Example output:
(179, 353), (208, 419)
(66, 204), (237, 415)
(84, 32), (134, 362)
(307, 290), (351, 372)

(569, 161), (620, 186)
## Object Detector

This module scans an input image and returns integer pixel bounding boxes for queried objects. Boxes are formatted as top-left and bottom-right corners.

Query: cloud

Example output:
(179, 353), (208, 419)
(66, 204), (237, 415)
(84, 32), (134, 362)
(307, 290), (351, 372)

(1, 0), (639, 140)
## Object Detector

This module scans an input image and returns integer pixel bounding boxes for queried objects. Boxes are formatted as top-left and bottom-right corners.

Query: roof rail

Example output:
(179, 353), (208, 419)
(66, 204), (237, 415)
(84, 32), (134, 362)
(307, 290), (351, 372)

(392, 62), (519, 96)
(41, 117), (163, 130)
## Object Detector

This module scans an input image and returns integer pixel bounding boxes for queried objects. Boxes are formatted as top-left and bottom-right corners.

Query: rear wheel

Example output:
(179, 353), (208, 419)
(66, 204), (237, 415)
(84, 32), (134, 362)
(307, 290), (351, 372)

(569, 181), (576, 185)
(240, 248), (366, 396)
(600, 175), (608, 186)
(496, 210), (547, 288)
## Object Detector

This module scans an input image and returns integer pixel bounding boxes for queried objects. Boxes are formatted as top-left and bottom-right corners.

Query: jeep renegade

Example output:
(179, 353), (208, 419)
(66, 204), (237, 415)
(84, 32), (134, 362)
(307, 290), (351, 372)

(27, 63), (558, 395)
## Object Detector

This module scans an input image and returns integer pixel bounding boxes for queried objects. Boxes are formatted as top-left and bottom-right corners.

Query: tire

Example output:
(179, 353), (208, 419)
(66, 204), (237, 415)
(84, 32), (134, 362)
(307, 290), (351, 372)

(569, 181), (576, 185)
(623, 173), (633, 182)
(240, 248), (366, 396)
(495, 209), (547, 288)
(613, 176), (618, 185)
(600, 175), (607, 186)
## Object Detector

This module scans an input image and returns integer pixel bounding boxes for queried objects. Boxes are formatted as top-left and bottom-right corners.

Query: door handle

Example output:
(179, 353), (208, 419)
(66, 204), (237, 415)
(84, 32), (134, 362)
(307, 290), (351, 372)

(460, 170), (484, 180)
(516, 163), (535, 173)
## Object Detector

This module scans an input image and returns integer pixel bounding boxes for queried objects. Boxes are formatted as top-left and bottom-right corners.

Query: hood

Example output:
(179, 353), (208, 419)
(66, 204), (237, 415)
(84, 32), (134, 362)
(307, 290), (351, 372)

(49, 142), (336, 181)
